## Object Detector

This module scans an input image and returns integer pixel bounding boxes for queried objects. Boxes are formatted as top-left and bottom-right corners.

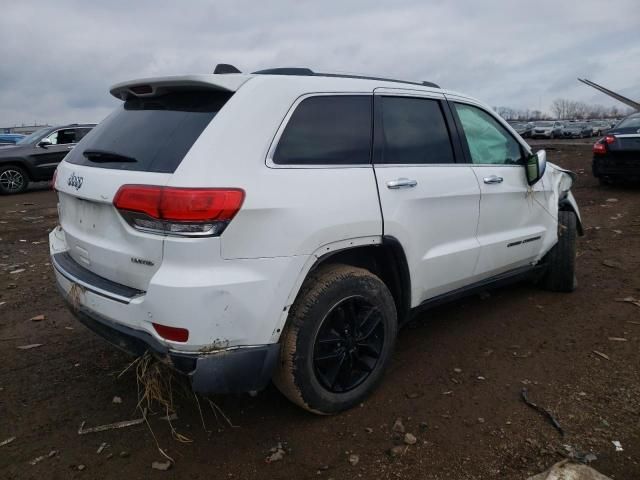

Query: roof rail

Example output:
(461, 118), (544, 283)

(250, 66), (440, 89)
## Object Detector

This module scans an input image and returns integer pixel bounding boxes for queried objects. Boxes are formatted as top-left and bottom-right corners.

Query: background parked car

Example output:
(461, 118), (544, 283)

(593, 112), (640, 184)
(0, 133), (26, 146)
(592, 121), (611, 136)
(563, 122), (593, 138)
(509, 122), (534, 138)
(531, 121), (564, 139)
(0, 124), (95, 194)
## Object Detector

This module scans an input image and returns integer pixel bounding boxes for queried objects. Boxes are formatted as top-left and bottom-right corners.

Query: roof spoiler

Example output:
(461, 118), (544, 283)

(110, 74), (250, 100)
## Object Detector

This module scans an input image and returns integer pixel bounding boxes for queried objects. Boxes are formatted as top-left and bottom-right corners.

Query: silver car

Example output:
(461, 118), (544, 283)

(531, 121), (564, 139)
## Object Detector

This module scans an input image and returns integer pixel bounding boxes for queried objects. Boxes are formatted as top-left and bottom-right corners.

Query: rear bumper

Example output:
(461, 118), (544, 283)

(593, 155), (640, 177)
(57, 285), (280, 394)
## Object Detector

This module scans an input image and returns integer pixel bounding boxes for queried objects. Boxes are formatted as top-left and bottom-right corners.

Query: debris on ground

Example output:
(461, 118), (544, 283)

(29, 449), (58, 465)
(527, 460), (612, 480)
(0, 436), (16, 447)
(521, 388), (564, 436)
(78, 410), (146, 435)
(601, 260), (622, 269)
(615, 296), (640, 308)
(404, 433), (417, 445)
(612, 440), (623, 452)
(77, 464), (86, 471)
(119, 451), (130, 458)
(348, 454), (359, 466)
(29, 314), (46, 322)
(608, 337), (627, 342)
(17, 343), (43, 350)
(592, 350), (610, 361)
(563, 444), (597, 464)
(265, 443), (286, 463)
(112, 396), (122, 404)
(97, 442), (108, 454)
(160, 413), (178, 422)
(151, 460), (172, 471)
(389, 445), (406, 457)
(392, 418), (405, 433)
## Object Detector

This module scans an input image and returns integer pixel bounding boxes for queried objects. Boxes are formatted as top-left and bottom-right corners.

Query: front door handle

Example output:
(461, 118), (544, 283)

(483, 175), (503, 184)
(386, 178), (418, 189)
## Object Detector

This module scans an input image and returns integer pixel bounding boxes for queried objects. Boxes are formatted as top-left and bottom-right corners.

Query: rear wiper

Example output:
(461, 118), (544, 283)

(83, 149), (137, 163)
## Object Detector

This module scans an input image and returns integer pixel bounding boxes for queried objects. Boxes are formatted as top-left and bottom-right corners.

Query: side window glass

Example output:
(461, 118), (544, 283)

(56, 129), (76, 145)
(45, 131), (59, 145)
(273, 96), (371, 165)
(454, 103), (524, 165)
(75, 128), (92, 142)
(377, 96), (455, 164)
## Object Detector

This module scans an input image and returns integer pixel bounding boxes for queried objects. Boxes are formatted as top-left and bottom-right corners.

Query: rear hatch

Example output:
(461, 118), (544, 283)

(55, 78), (240, 291)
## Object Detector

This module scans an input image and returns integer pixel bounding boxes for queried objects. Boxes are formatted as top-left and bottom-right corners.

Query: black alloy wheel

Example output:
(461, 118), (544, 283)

(312, 295), (385, 393)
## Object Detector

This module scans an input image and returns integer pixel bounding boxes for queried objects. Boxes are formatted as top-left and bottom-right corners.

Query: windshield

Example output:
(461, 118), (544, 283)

(616, 115), (640, 129)
(17, 127), (51, 145)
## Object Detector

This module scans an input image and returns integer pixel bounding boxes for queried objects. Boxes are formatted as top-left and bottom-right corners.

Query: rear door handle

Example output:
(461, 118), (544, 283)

(483, 175), (503, 184)
(386, 178), (418, 189)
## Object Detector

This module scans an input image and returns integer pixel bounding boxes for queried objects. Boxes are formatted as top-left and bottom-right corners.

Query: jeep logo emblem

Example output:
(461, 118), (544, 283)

(67, 172), (83, 190)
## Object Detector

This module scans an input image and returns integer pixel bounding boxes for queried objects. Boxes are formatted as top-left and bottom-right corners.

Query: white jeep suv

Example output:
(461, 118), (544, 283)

(50, 66), (582, 414)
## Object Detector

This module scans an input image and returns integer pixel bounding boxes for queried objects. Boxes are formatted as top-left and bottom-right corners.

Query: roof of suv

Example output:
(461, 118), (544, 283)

(110, 69), (473, 103)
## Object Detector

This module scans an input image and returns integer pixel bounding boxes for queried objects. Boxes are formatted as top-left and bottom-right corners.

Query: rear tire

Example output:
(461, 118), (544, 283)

(274, 264), (397, 414)
(0, 165), (29, 195)
(541, 211), (577, 292)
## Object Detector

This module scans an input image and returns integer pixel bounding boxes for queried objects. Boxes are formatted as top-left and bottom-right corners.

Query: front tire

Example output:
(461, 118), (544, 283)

(0, 165), (29, 195)
(541, 211), (577, 292)
(274, 264), (397, 414)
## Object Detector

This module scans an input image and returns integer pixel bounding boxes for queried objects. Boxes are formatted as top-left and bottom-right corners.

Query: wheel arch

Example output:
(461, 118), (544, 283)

(0, 159), (36, 180)
(280, 237), (412, 335)
(559, 195), (584, 236)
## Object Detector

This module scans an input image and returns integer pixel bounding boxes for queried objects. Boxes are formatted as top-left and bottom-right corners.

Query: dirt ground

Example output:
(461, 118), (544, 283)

(1, 140), (639, 479)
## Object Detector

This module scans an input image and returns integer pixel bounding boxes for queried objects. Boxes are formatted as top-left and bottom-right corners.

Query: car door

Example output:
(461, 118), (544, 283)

(373, 89), (482, 304)
(448, 98), (554, 279)
(28, 128), (79, 177)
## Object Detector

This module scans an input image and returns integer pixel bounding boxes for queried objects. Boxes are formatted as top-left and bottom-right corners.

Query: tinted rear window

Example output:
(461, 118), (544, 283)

(376, 96), (455, 164)
(65, 91), (231, 173)
(273, 95), (372, 165)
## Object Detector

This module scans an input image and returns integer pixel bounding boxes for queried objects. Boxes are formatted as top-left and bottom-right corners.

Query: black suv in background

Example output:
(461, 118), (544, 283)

(0, 124), (95, 194)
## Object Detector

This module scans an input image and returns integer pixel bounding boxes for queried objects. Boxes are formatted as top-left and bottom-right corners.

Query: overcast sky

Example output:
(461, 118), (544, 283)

(1, 0), (639, 126)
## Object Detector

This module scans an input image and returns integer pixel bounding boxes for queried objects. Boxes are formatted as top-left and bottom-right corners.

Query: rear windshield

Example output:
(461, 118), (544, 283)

(65, 91), (232, 173)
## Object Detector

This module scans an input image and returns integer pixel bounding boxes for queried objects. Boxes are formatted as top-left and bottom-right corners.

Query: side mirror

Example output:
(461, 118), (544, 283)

(526, 149), (546, 186)
(38, 139), (52, 148)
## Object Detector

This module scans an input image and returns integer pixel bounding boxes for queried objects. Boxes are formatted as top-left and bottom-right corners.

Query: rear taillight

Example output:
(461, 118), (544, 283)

(113, 185), (244, 237)
(604, 135), (616, 144)
(593, 142), (606, 155)
(51, 168), (58, 190)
